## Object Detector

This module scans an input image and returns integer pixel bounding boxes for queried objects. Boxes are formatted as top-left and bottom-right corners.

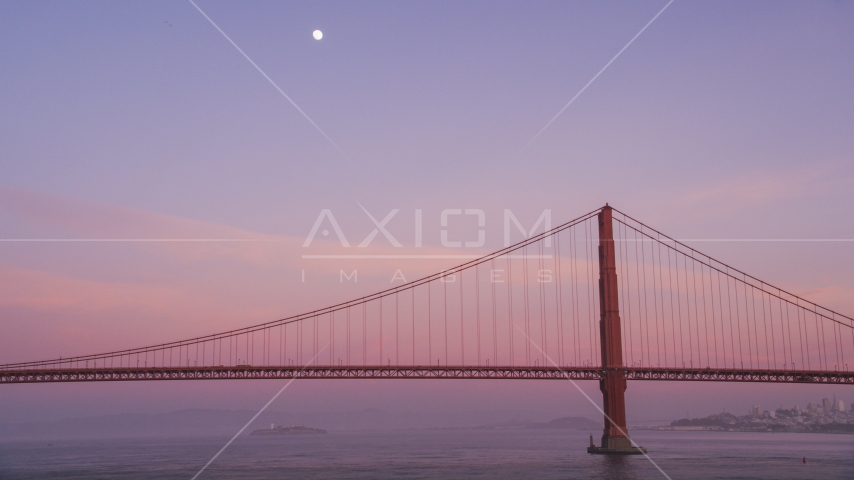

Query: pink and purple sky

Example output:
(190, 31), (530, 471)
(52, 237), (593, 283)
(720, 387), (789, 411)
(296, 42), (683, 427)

(1, 0), (853, 424)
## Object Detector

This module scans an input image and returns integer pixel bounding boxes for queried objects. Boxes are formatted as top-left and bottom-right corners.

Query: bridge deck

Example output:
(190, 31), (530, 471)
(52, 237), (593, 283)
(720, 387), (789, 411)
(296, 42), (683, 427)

(1, 366), (852, 384)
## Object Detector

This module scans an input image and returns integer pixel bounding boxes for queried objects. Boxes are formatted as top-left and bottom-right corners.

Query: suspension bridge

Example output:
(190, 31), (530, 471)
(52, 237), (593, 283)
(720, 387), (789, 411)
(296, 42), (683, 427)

(2, 205), (852, 453)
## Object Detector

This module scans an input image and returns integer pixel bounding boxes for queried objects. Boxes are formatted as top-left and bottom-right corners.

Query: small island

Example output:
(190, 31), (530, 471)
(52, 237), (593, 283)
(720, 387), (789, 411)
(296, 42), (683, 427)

(251, 424), (328, 435)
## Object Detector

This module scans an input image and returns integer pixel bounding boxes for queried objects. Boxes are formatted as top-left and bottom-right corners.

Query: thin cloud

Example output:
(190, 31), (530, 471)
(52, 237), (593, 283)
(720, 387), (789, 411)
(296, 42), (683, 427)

(670, 164), (854, 218)
(0, 185), (304, 265)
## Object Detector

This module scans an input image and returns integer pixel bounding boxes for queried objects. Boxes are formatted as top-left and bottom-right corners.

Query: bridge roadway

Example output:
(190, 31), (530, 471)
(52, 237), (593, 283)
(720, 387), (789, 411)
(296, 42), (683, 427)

(2, 366), (853, 384)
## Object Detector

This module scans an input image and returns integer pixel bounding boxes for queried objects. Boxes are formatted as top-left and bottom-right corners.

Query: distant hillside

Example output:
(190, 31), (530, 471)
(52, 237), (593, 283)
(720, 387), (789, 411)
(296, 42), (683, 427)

(527, 416), (600, 430)
(475, 415), (598, 430)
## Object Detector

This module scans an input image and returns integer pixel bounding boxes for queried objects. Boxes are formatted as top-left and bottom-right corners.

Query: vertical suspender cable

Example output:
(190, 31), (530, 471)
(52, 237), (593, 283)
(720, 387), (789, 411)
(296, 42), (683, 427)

(555, 232), (564, 366)
(640, 228), (650, 366)
(492, 259), (498, 365)
(428, 282), (432, 365)
(733, 273), (743, 368)
(476, 264), (481, 366)
(538, 240), (546, 364)
(816, 310), (824, 370)
(656, 238), (666, 367)
(714, 268), (723, 368)
(667, 243), (677, 368)
(783, 298), (792, 369)
(460, 267), (465, 366)
(412, 287), (415, 367)
(592, 219), (600, 364)
(767, 291), (776, 369)
(684, 256), (694, 366)
(649, 234), (667, 367)
(522, 245), (528, 364)
(363, 302), (367, 366)
(396, 292), (399, 366)
(444, 275), (448, 365)
(571, 227), (580, 366)
(748, 284), (756, 369)
(508, 253), (514, 367)
(348, 306), (351, 366)
(700, 263), (710, 367)
(691, 260), (701, 368)
(587, 221), (595, 365)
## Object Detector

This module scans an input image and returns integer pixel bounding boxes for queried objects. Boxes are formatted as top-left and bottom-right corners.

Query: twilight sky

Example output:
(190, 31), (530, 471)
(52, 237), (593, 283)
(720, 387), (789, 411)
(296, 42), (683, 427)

(1, 0), (854, 424)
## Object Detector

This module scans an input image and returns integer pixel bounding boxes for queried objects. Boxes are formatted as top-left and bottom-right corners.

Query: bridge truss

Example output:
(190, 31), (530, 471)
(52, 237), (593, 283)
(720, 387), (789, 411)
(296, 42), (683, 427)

(2, 366), (853, 384)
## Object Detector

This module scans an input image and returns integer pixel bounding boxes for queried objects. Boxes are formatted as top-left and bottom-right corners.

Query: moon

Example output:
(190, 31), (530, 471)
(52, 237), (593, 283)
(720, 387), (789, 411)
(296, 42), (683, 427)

(313, 30), (323, 40)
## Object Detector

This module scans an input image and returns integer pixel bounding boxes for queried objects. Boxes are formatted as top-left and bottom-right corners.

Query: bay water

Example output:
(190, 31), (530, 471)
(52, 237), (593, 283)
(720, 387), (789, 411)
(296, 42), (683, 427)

(1, 429), (852, 479)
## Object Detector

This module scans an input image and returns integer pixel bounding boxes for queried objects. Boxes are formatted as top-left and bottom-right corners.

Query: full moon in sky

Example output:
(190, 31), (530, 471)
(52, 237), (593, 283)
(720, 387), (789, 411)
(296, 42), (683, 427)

(312, 30), (323, 40)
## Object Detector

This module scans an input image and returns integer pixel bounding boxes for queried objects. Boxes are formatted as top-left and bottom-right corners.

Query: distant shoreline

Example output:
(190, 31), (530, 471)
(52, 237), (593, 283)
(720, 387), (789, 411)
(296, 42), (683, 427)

(634, 425), (854, 435)
(251, 425), (327, 435)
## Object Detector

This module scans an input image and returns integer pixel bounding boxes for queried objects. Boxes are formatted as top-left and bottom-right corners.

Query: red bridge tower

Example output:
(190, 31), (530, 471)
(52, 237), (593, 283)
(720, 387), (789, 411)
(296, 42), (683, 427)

(587, 205), (646, 455)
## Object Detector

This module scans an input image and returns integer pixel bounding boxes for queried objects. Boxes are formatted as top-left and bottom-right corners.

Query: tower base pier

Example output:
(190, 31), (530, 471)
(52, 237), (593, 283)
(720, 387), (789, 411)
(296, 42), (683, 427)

(587, 435), (646, 455)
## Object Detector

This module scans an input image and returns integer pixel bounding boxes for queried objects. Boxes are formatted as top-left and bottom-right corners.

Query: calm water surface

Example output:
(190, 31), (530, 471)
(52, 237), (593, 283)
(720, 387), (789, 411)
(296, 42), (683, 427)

(1, 429), (852, 479)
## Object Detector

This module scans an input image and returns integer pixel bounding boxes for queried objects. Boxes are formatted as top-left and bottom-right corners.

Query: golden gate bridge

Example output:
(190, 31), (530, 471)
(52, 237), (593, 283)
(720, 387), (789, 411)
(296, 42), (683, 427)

(2, 205), (852, 453)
